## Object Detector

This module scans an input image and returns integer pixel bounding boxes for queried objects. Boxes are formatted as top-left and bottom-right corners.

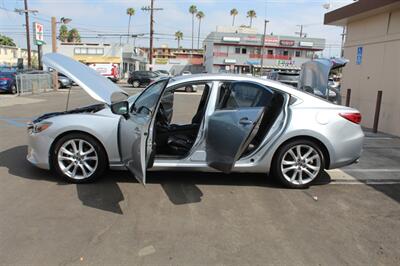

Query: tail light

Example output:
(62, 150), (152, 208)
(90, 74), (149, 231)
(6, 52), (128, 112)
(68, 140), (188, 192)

(339, 112), (362, 124)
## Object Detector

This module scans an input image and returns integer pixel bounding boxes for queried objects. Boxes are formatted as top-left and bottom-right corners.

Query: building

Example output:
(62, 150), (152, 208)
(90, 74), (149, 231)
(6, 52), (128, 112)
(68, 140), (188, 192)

(203, 26), (325, 74)
(141, 46), (204, 75)
(325, 0), (400, 136)
(43, 42), (147, 78)
(0, 45), (38, 68)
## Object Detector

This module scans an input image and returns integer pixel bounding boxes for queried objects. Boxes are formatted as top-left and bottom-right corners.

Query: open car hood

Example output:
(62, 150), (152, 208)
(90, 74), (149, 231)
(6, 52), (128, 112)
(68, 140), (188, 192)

(43, 53), (128, 105)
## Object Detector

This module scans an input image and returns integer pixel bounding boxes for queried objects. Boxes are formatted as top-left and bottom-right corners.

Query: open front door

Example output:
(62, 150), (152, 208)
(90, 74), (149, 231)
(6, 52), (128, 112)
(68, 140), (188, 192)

(206, 81), (273, 173)
(118, 79), (169, 184)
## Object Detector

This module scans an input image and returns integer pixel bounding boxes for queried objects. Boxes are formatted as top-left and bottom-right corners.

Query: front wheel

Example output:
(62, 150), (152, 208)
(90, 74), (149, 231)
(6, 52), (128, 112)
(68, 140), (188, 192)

(185, 85), (194, 92)
(272, 139), (325, 188)
(132, 80), (140, 88)
(51, 133), (107, 183)
(11, 85), (17, 94)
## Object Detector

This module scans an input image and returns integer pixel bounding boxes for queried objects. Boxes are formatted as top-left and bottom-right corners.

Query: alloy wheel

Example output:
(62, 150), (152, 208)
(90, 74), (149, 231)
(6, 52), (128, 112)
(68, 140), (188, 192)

(280, 144), (321, 185)
(57, 139), (98, 180)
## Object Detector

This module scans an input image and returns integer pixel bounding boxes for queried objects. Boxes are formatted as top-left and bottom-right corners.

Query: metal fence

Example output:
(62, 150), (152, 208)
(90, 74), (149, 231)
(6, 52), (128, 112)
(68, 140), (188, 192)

(16, 73), (53, 94)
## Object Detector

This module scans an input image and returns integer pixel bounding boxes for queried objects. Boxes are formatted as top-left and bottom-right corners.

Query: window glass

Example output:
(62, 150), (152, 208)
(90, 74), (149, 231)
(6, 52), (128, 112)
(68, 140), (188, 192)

(96, 48), (104, 55)
(241, 48), (247, 54)
(133, 79), (168, 115)
(283, 50), (289, 56)
(295, 50), (301, 57)
(268, 49), (273, 55)
(218, 82), (274, 110)
(235, 47), (240, 54)
(88, 48), (97, 55)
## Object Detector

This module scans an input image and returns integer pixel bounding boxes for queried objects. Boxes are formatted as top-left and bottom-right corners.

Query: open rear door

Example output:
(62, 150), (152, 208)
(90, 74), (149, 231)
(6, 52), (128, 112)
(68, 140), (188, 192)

(118, 79), (169, 184)
(206, 81), (269, 173)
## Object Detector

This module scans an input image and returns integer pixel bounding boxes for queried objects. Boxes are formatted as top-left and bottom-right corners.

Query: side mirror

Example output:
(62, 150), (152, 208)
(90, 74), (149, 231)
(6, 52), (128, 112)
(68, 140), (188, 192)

(111, 101), (129, 116)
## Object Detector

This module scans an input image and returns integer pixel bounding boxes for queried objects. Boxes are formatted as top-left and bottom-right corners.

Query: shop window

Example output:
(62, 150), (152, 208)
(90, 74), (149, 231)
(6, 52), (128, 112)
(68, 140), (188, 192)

(295, 51), (301, 57)
(267, 50), (273, 55)
(235, 47), (241, 54)
(283, 50), (289, 56)
(241, 48), (247, 54)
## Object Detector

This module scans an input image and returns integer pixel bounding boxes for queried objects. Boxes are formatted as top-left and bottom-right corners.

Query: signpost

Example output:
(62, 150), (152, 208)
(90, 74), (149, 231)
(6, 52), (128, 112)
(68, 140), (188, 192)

(33, 22), (45, 70)
(356, 46), (363, 65)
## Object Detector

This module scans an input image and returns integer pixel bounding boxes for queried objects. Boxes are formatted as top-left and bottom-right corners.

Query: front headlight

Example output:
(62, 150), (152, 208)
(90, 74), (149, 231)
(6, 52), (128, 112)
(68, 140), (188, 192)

(27, 121), (52, 134)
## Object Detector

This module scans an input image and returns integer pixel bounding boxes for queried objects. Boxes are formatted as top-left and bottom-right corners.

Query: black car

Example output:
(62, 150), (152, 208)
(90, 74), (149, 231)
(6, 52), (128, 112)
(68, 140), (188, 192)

(128, 71), (159, 88)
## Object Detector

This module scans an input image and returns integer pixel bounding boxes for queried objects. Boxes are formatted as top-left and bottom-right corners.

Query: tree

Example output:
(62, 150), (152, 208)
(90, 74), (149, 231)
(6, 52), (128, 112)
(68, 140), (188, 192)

(67, 28), (81, 43)
(247, 10), (257, 27)
(196, 11), (205, 49)
(59, 25), (68, 42)
(189, 5), (197, 51)
(230, 8), (238, 26)
(0, 35), (16, 46)
(175, 31), (183, 48)
(126, 7), (135, 44)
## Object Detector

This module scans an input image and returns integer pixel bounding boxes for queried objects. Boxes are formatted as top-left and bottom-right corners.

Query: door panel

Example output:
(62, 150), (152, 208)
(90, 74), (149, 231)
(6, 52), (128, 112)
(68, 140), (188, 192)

(206, 107), (264, 173)
(118, 79), (169, 184)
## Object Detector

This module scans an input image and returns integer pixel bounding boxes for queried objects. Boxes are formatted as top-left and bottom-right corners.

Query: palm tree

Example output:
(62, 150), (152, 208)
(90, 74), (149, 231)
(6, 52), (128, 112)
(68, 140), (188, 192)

(59, 25), (68, 42)
(175, 31), (183, 48)
(247, 10), (257, 27)
(126, 8), (135, 44)
(189, 5), (197, 50)
(0, 35), (16, 46)
(196, 11), (205, 49)
(67, 28), (81, 43)
(230, 8), (238, 26)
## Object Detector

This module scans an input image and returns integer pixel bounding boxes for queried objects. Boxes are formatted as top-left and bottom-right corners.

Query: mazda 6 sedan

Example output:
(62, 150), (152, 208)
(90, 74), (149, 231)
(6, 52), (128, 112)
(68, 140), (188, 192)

(27, 53), (364, 188)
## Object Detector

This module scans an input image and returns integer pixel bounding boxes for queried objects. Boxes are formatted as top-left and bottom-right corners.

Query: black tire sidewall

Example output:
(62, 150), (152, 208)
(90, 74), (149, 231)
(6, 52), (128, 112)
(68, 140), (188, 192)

(50, 133), (107, 183)
(272, 139), (325, 189)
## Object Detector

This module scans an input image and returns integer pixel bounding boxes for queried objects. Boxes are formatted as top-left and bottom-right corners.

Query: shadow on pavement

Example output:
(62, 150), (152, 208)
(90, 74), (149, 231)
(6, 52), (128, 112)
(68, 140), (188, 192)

(1, 145), (333, 213)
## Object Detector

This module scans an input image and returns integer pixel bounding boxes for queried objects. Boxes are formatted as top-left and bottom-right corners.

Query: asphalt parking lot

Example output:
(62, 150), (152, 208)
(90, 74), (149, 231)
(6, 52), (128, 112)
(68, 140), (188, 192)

(1, 86), (400, 265)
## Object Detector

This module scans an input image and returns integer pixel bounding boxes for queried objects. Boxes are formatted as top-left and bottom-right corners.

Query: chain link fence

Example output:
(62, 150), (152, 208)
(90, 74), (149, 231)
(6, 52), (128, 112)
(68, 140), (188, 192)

(16, 73), (53, 95)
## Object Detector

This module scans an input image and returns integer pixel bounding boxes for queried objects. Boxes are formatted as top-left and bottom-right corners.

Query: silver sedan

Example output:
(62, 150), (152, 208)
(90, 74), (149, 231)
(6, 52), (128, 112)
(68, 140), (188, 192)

(27, 53), (364, 188)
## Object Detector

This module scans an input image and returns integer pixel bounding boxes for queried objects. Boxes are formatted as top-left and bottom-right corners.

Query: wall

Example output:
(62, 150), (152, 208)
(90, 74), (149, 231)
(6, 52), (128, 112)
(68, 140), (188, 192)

(342, 7), (400, 136)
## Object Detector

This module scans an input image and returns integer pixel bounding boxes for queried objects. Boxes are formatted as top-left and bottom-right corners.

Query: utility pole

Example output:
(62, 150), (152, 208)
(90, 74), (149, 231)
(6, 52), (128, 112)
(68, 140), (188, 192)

(15, 1), (38, 68)
(340, 26), (346, 57)
(142, 0), (163, 71)
(259, 19), (269, 75)
(51, 17), (57, 52)
(295, 24), (306, 38)
(23, 0), (31, 68)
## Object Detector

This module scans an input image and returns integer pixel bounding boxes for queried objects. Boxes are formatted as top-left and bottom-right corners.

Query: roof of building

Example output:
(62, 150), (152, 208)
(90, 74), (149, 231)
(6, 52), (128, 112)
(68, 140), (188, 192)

(324, 0), (400, 26)
(203, 31), (325, 50)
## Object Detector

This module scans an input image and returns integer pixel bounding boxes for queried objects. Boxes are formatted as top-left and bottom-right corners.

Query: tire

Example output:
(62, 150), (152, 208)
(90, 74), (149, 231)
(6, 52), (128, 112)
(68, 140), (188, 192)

(132, 80), (140, 88)
(185, 85), (194, 92)
(272, 139), (325, 189)
(58, 81), (63, 89)
(50, 133), (107, 183)
(10, 85), (17, 94)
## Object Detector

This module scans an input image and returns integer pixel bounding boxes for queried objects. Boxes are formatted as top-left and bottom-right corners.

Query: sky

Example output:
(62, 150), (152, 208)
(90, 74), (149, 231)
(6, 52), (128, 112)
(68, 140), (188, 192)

(0, 0), (355, 57)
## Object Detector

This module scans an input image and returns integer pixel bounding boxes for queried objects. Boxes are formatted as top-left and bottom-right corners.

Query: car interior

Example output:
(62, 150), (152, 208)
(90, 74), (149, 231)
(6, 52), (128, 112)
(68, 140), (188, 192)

(153, 80), (285, 159)
(154, 82), (211, 158)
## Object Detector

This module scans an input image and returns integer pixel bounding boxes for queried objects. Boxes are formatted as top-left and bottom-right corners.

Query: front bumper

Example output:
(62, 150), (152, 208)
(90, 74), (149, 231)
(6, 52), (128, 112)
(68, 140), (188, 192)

(27, 130), (54, 170)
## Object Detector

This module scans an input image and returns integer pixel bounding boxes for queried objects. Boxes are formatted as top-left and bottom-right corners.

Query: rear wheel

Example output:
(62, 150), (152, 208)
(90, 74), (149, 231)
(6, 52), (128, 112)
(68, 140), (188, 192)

(132, 80), (140, 88)
(11, 85), (17, 94)
(51, 133), (107, 183)
(272, 139), (325, 188)
(185, 85), (194, 92)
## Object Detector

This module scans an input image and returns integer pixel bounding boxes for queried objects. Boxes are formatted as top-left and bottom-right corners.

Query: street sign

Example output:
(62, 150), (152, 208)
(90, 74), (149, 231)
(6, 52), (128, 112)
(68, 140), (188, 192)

(33, 22), (45, 45)
(356, 46), (363, 65)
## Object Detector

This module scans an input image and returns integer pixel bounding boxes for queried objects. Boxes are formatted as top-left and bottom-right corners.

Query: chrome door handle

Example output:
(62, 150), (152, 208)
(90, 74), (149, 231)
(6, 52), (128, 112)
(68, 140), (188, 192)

(239, 118), (253, 125)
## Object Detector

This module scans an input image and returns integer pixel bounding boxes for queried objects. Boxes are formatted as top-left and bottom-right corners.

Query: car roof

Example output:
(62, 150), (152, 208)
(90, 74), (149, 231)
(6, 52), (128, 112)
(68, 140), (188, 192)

(168, 73), (306, 96)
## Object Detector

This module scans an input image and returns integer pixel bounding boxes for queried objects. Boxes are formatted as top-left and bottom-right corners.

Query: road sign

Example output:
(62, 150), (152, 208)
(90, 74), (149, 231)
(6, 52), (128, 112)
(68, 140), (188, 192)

(356, 46), (363, 65)
(33, 22), (45, 45)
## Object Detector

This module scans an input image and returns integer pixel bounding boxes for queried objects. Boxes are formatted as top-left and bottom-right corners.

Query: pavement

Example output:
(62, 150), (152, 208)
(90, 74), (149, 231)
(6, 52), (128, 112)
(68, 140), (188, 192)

(0, 86), (400, 265)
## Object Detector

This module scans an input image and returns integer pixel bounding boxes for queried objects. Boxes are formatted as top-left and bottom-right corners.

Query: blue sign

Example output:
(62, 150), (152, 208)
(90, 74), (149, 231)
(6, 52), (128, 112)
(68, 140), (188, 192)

(356, 47), (363, 65)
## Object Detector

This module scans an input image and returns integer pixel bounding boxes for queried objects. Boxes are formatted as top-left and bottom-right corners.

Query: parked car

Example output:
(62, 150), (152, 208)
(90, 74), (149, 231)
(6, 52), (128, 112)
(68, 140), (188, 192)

(128, 71), (159, 88)
(28, 53), (364, 189)
(264, 71), (300, 88)
(0, 71), (17, 94)
(88, 63), (119, 83)
(154, 70), (170, 77)
(57, 73), (73, 88)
